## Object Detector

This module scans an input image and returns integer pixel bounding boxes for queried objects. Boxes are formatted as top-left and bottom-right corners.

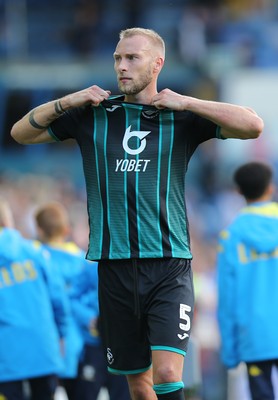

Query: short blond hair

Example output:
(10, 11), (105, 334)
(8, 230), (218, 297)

(119, 27), (165, 58)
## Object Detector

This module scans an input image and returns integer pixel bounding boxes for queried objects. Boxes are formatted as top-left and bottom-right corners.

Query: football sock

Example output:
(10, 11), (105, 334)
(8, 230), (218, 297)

(156, 388), (184, 399)
(154, 382), (184, 399)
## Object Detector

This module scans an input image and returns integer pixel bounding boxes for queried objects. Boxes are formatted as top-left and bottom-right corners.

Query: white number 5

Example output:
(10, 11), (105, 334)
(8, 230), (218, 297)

(178, 303), (191, 340)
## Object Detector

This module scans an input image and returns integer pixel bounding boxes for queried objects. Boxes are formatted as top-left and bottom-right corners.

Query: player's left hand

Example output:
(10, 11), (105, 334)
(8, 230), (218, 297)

(152, 88), (189, 111)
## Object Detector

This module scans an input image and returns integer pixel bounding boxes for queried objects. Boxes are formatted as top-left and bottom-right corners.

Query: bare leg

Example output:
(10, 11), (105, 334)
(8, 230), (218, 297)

(126, 351), (184, 400)
(152, 350), (184, 384)
(126, 368), (157, 400)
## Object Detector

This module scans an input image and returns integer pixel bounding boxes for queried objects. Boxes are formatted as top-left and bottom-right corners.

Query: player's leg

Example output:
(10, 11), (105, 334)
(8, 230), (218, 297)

(59, 377), (78, 400)
(246, 361), (274, 400)
(152, 350), (185, 399)
(75, 343), (104, 400)
(98, 259), (154, 399)
(126, 352), (185, 400)
(28, 374), (58, 400)
(146, 258), (194, 400)
(0, 380), (24, 400)
(107, 366), (131, 400)
(126, 368), (156, 400)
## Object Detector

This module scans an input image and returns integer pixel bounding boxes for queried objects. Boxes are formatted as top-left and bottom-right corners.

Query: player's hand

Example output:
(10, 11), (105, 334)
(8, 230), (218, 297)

(152, 88), (188, 111)
(61, 85), (111, 110)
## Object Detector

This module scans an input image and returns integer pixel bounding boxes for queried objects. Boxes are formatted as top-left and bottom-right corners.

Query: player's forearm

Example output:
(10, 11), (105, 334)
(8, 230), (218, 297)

(186, 97), (264, 139)
(10, 98), (67, 145)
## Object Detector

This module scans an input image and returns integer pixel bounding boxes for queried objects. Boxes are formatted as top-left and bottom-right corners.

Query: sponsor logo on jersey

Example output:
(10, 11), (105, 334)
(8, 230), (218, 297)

(122, 125), (150, 155)
(115, 158), (150, 172)
(115, 125), (151, 172)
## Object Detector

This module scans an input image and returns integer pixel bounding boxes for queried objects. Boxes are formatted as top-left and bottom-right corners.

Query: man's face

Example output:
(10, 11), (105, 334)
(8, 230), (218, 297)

(113, 35), (156, 95)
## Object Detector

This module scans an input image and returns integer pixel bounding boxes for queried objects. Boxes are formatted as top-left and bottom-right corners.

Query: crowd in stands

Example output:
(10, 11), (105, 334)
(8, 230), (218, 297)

(0, 0), (277, 69)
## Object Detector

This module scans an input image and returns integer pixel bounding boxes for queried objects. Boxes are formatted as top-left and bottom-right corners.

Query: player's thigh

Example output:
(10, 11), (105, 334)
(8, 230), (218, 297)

(98, 260), (151, 372)
(148, 258), (194, 354)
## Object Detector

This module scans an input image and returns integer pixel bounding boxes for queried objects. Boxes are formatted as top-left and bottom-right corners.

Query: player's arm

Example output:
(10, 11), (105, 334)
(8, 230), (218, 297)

(152, 89), (264, 140)
(11, 85), (111, 145)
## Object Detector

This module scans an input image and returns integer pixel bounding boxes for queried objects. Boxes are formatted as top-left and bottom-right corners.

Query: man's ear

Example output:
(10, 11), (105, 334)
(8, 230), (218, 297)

(154, 57), (164, 73)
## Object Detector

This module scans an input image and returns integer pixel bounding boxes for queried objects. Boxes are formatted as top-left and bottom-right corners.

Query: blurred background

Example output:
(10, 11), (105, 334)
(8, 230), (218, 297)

(1, 0), (278, 399)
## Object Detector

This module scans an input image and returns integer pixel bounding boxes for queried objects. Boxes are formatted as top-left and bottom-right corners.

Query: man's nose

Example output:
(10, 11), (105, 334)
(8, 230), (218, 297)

(118, 59), (128, 71)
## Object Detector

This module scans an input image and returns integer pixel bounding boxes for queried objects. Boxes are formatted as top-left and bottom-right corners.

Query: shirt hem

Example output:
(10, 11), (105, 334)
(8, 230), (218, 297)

(86, 252), (193, 261)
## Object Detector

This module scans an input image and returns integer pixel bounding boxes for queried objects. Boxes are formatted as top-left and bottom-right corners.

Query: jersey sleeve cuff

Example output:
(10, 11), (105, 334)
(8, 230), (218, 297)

(47, 126), (61, 141)
(216, 126), (227, 140)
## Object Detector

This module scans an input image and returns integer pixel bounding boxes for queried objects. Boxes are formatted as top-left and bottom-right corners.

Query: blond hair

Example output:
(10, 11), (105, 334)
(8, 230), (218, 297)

(119, 27), (165, 58)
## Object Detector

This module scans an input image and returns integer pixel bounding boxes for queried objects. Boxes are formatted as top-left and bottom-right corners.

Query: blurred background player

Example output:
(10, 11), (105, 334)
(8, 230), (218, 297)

(0, 197), (68, 400)
(217, 161), (278, 400)
(34, 201), (89, 400)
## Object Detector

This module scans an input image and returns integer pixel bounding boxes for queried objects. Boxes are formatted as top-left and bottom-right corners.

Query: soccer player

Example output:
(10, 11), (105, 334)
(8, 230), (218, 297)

(217, 162), (278, 400)
(0, 197), (68, 400)
(11, 28), (263, 400)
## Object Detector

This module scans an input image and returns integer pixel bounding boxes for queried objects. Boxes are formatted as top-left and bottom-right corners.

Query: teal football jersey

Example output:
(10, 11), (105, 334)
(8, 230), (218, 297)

(49, 96), (219, 260)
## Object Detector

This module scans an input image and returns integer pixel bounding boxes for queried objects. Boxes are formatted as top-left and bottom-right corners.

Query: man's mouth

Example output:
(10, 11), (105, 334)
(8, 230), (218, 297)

(119, 77), (131, 83)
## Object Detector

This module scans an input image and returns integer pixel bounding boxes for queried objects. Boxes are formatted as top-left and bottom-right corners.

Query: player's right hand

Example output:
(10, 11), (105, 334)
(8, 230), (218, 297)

(61, 85), (111, 109)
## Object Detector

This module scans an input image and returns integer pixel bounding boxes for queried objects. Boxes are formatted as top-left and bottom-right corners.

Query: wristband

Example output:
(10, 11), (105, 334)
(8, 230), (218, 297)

(54, 100), (66, 115)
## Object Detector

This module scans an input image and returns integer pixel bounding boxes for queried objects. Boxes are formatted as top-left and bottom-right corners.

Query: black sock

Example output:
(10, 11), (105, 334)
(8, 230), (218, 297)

(157, 388), (184, 399)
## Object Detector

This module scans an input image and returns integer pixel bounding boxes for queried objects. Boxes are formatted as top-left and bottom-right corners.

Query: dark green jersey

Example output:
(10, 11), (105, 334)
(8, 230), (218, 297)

(48, 96), (221, 260)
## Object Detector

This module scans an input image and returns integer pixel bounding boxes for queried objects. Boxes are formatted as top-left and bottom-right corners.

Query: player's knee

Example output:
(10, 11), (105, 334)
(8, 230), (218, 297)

(154, 363), (179, 383)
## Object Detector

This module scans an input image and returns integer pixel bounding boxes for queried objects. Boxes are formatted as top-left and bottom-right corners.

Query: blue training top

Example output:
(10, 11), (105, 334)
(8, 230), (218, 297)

(217, 202), (278, 368)
(40, 241), (93, 378)
(69, 261), (99, 347)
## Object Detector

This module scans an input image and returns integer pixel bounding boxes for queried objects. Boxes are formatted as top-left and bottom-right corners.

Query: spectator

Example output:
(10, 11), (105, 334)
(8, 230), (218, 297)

(217, 161), (278, 400)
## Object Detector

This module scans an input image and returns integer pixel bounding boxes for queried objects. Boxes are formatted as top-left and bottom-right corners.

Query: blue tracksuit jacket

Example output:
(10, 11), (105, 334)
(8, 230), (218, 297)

(40, 241), (93, 378)
(69, 261), (99, 347)
(217, 201), (278, 368)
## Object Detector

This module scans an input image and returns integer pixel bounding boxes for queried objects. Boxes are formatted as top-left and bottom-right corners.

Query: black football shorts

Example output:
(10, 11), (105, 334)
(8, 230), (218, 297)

(98, 258), (194, 374)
